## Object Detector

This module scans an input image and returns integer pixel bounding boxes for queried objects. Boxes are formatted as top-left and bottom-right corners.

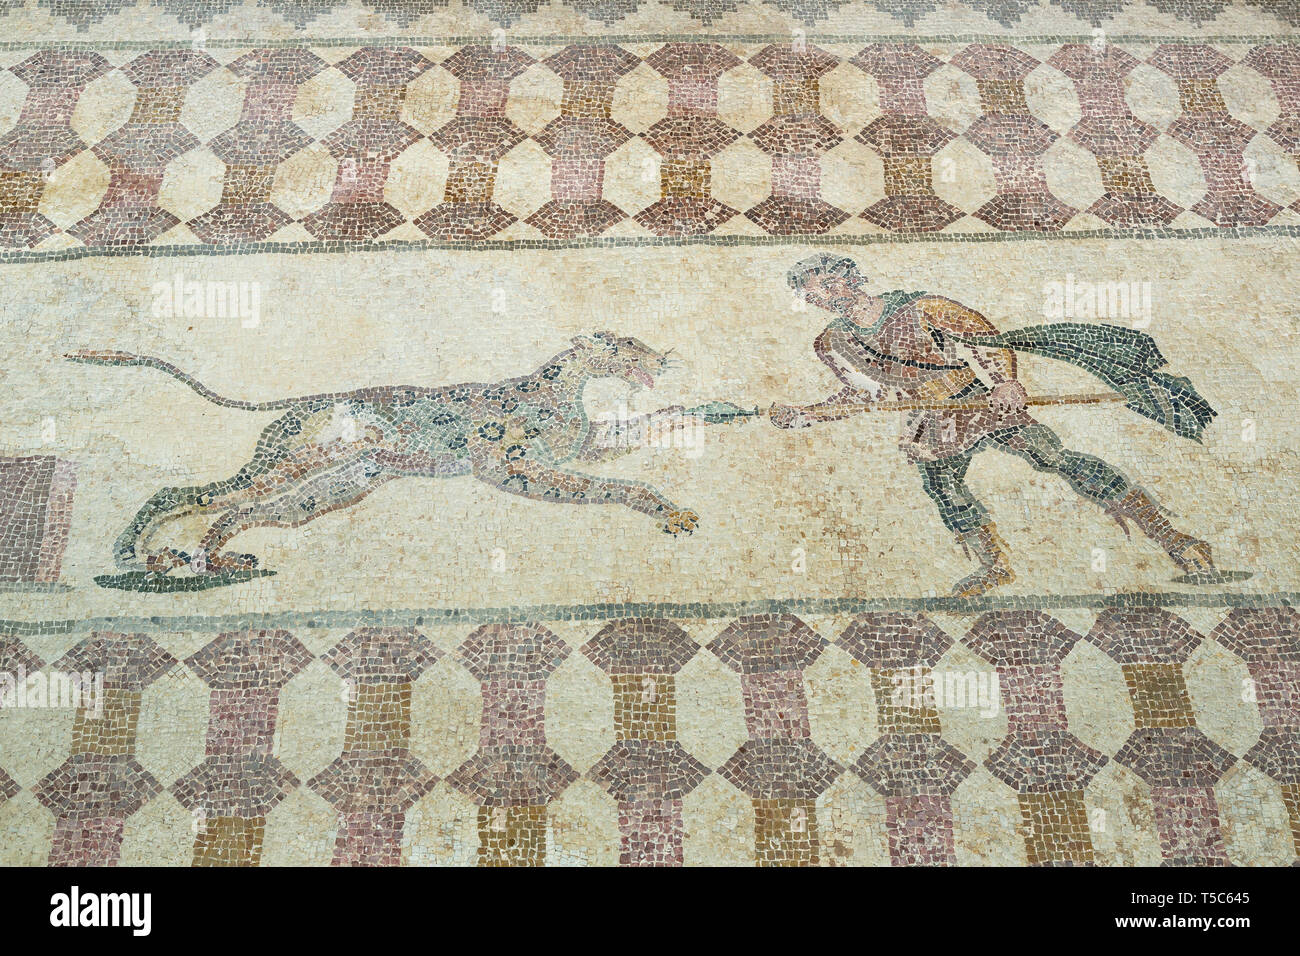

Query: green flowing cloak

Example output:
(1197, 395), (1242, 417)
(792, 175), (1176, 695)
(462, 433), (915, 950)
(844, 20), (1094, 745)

(950, 322), (1217, 442)
(872, 293), (1216, 442)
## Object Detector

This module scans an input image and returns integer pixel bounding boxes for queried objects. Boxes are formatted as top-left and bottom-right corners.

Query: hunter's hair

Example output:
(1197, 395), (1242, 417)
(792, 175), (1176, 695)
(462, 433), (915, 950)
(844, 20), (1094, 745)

(786, 254), (867, 291)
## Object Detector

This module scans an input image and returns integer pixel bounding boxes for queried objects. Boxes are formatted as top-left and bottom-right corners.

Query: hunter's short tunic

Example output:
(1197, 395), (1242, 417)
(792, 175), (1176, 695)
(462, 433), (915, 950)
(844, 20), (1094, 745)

(813, 293), (1035, 463)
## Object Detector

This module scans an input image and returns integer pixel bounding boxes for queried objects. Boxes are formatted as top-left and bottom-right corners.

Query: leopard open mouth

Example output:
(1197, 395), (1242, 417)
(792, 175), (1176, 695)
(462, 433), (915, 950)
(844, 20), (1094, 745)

(630, 368), (655, 388)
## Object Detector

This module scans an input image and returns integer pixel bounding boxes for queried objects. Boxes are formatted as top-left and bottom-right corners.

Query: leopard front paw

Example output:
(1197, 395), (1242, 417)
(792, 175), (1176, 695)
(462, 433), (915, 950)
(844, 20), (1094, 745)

(662, 509), (699, 536)
(144, 548), (191, 572)
(207, 551), (261, 572)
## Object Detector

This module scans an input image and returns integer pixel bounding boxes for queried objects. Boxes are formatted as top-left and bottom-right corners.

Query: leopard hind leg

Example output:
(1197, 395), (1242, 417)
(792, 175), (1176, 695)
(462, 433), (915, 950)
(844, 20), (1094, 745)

(195, 455), (394, 568)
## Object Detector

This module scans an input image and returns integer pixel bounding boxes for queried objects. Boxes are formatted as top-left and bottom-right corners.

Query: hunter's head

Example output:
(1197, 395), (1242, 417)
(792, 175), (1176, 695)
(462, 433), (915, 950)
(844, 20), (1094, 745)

(787, 254), (869, 315)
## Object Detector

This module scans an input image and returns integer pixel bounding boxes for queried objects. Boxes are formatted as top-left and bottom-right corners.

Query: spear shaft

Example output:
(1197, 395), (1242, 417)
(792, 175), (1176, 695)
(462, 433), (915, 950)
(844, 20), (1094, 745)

(812, 391), (1127, 415)
(687, 392), (1127, 425)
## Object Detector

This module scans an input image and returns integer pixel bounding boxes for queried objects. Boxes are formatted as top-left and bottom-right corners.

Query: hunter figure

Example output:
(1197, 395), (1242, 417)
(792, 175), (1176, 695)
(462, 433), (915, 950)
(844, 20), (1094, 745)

(770, 254), (1217, 596)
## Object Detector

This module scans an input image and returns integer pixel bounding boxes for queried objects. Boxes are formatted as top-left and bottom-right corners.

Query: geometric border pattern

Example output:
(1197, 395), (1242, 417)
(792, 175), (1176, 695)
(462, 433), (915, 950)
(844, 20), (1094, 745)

(1, 38), (1297, 262)
(3, 602), (1297, 865)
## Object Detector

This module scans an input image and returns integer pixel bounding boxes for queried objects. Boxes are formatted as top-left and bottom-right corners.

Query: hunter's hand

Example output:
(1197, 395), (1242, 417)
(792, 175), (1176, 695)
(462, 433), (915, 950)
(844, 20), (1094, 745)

(770, 402), (813, 429)
(989, 380), (1028, 416)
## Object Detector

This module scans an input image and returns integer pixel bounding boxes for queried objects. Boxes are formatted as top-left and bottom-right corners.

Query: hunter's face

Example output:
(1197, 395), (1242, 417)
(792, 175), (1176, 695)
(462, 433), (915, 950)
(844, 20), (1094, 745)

(802, 273), (858, 314)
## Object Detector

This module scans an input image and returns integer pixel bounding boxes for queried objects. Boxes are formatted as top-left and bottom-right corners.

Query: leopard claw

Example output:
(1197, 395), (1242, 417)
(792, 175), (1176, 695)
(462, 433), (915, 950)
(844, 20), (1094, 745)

(662, 509), (699, 536)
(144, 548), (190, 572)
(208, 552), (261, 572)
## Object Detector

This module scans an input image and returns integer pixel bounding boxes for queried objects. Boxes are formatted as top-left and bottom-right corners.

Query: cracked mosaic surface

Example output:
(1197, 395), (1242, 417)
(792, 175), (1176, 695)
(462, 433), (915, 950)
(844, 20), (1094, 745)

(0, 0), (1298, 866)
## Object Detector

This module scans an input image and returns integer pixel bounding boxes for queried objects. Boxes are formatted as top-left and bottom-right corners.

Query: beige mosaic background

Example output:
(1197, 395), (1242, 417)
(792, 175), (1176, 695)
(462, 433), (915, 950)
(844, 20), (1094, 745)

(0, 238), (1292, 619)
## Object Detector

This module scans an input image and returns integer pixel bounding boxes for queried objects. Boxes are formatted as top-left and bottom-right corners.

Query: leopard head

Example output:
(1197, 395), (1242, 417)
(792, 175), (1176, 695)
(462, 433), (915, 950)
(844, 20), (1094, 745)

(570, 331), (671, 389)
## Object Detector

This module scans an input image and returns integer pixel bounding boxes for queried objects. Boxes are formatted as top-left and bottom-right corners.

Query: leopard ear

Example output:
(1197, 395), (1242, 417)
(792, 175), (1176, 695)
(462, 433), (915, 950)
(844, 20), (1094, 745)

(570, 334), (596, 349)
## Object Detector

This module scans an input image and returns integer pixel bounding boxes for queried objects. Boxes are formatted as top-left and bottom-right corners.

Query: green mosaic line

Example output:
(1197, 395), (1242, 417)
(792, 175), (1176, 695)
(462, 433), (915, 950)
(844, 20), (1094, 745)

(1, 589), (1293, 637)
(4, 225), (1300, 266)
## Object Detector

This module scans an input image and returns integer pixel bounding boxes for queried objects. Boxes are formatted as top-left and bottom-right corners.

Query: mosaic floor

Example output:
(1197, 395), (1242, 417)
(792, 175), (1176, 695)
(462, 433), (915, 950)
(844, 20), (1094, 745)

(0, 0), (1298, 867)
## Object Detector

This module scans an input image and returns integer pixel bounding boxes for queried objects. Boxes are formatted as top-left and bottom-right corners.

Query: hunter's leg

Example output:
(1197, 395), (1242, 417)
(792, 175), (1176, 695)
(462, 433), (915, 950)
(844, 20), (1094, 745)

(991, 424), (1212, 572)
(916, 451), (1014, 596)
(991, 423), (1128, 501)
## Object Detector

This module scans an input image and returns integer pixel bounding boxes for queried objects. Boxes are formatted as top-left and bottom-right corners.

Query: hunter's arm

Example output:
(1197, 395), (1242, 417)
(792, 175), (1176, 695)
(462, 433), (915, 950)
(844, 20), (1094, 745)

(920, 298), (1017, 384)
(790, 385), (866, 422)
(799, 327), (883, 421)
(772, 328), (881, 428)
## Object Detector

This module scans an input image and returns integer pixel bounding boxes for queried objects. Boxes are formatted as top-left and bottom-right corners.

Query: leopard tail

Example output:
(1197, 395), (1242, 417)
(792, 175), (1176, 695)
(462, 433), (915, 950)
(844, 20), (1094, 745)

(64, 349), (298, 411)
